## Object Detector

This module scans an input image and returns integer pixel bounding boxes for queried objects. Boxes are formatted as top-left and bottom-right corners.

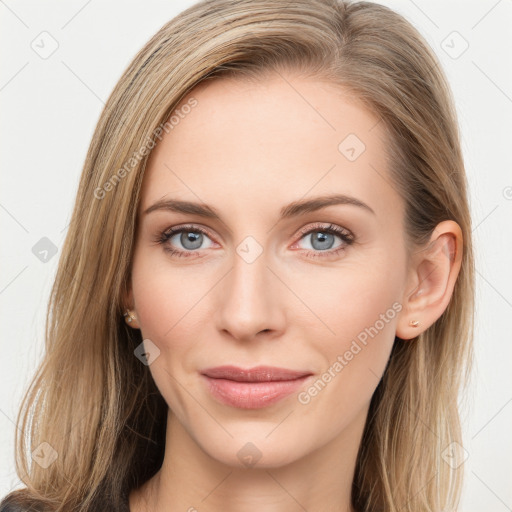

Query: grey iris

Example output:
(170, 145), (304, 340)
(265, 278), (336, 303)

(311, 232), (334, 250)
(181, 231), (203, 250)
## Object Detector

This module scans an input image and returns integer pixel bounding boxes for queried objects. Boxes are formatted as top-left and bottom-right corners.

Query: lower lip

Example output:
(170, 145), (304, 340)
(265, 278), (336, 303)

(202, 375), (312, 409)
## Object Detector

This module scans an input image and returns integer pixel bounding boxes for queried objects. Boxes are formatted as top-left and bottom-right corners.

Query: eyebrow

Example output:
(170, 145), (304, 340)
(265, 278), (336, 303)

(143, 193), (375, 220)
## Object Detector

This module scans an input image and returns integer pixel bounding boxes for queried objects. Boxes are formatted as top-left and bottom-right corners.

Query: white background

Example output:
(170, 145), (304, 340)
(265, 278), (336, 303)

(1, 0), (511, 510)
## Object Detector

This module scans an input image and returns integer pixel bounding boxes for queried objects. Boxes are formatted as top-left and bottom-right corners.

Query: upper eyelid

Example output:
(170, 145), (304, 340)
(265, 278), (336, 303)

(164, 224), (216, 240)
(296, 223), (352, 237)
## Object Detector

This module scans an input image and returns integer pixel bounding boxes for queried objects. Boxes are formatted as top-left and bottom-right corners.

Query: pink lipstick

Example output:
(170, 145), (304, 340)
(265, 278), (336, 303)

(201, 365), (313, 409)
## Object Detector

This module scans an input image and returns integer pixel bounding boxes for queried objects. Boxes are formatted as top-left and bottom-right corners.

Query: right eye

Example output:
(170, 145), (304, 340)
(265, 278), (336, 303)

(154, 224), (217, 258)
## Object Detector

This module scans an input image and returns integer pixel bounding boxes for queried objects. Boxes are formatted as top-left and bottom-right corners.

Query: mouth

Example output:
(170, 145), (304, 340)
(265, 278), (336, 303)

(200, 365), (314, 409)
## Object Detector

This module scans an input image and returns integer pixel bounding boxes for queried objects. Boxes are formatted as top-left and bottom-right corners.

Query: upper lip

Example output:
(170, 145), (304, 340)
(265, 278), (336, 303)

(201, 365), (313, 382)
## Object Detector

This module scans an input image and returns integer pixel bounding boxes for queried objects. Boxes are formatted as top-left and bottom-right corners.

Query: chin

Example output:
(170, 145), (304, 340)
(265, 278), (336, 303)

(200, 433), (307, 470)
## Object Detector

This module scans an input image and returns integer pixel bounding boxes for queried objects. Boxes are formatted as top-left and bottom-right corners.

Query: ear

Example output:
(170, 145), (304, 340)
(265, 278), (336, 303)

(396, 220), (463, 341)
(121, 279), (141, 330)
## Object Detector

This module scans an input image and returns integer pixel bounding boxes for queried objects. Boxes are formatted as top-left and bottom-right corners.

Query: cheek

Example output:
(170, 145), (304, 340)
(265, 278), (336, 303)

(294, 294), (399, 436)
(291, 250), (404, 397)
(130, 249), (214, 348)
(128, 229), (212, 409)
(129, 253), (215, 410)
(291, 250), (404, 339)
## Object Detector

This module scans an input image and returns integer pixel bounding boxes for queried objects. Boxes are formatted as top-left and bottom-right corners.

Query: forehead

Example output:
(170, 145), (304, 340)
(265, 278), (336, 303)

(139, 73), (402, 225)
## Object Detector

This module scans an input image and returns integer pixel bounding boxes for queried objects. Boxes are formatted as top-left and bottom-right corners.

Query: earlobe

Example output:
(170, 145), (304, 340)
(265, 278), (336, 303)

(123, 309), (140, 329)
(122, 284), (140, 329)
(396, 220), (463, 341)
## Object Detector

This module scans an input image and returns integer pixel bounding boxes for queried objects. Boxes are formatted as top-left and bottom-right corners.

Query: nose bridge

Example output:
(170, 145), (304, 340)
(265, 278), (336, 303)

(215, 240), (282, 339)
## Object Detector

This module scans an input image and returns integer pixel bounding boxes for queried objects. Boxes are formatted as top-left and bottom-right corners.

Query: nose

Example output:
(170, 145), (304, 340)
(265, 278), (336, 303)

(214, 246), (286, 342)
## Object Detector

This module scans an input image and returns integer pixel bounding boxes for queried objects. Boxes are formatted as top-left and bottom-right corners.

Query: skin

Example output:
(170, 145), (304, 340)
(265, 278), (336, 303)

(125, 70), (463, 512)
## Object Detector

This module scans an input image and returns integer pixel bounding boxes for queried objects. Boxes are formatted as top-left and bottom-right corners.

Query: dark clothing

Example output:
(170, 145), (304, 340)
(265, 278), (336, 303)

(0, 492), (131, 511)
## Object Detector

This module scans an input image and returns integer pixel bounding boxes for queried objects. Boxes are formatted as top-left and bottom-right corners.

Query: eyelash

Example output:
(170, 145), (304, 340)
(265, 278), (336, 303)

(153, 222), (355, 259)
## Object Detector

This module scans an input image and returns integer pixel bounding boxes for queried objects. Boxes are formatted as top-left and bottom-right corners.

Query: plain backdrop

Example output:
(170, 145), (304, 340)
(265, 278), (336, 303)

(1, 0), (511, 510)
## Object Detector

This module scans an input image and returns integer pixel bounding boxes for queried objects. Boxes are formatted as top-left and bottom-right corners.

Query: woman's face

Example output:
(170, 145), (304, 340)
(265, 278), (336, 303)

(128, 71), (413, 468)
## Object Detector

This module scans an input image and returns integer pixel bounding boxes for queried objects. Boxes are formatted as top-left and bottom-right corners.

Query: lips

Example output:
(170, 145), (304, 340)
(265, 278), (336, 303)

(200, 365), (314, 409)
(201, 365), (312, 382)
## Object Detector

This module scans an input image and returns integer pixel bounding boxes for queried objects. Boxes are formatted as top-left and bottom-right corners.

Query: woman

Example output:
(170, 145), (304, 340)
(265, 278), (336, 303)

(1, 0), (474, 510)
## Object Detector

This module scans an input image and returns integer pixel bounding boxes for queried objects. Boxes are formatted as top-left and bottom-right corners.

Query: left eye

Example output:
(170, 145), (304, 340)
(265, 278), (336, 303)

(291, 224), (354, 255)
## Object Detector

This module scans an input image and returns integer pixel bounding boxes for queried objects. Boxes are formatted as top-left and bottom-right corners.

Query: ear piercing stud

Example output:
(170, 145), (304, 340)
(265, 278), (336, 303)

(124, 310), (136, 324)
(409, 319), (419, 327)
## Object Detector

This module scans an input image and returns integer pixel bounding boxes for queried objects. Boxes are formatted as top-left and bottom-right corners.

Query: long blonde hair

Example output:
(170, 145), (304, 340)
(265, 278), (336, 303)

(1, 0), (474, 510)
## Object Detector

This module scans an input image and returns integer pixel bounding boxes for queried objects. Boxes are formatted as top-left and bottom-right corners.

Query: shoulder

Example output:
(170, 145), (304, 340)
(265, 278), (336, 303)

(0, 488), (130, 512)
